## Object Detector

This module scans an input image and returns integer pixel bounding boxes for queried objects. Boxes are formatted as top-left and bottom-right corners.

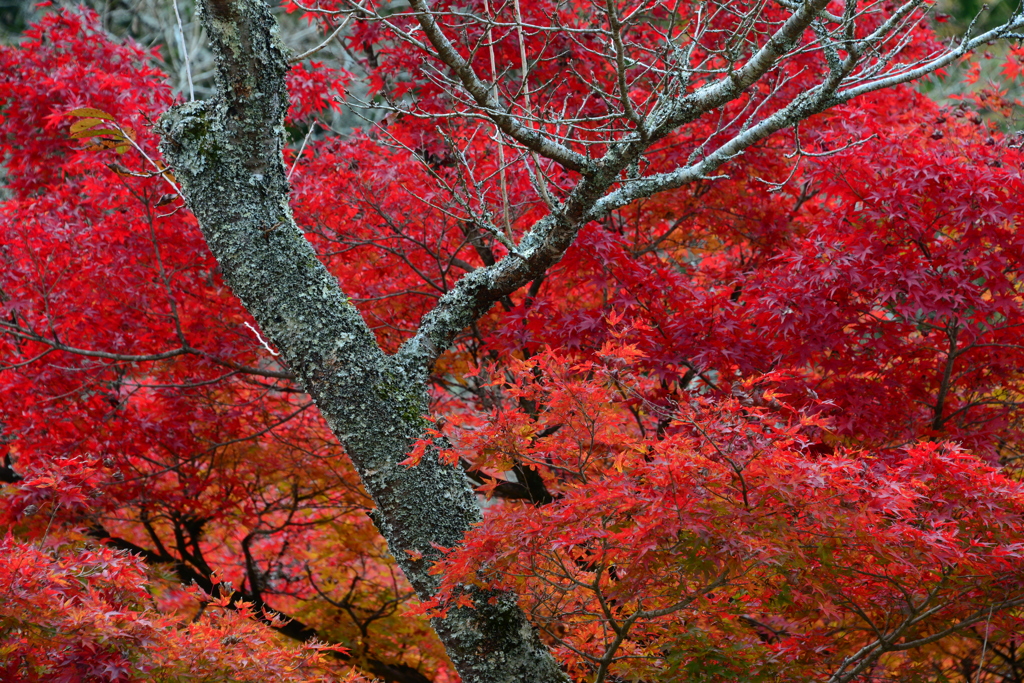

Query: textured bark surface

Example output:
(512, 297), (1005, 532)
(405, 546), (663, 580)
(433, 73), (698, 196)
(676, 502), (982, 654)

(156, 0), (569, 681)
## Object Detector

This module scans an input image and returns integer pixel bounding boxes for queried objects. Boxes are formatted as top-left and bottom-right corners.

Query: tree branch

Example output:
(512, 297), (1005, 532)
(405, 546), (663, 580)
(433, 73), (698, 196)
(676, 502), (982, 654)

(157, 1), (569, 681)
(405, 0), (595, 174)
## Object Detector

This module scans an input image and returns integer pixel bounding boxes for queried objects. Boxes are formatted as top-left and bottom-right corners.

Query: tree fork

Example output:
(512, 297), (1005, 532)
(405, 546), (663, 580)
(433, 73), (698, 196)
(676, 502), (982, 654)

(155, 0), (568, 680)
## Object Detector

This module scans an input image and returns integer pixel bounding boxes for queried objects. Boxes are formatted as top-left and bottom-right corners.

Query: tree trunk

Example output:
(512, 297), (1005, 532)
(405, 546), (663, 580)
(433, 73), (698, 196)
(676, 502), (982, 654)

(156, 0), (568, 681)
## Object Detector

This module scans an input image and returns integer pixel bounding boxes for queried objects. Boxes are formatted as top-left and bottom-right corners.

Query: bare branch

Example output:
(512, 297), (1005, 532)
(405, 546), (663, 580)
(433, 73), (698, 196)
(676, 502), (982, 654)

(405, 0), (596, 174)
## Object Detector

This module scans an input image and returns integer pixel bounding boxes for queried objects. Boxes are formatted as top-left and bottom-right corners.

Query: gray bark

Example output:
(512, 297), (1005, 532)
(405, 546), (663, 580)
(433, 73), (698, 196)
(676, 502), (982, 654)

(157, 0), (568, 681)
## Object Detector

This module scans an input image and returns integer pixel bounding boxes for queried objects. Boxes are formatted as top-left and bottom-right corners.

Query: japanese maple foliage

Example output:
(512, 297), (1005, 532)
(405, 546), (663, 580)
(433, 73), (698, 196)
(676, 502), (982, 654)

(0, 10), (444, 680)
(0, 534), (355, 682)
(432, 347), (1024, 681)
(2, 1), (1024, 682)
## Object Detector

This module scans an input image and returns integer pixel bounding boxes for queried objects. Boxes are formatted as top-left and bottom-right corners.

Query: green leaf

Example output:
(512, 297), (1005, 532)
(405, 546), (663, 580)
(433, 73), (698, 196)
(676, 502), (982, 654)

(69, 118), (105, 134)
(67, 107), (115, 120)
(70, 129), (125, 140)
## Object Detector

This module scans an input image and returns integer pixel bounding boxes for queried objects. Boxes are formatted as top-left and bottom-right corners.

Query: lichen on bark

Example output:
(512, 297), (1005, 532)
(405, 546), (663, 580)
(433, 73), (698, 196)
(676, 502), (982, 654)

(156, 0), (570, 681)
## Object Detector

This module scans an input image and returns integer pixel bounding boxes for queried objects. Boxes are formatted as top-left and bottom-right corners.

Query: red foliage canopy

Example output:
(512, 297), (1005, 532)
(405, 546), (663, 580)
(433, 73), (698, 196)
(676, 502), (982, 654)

(2, 3), (1024, 681)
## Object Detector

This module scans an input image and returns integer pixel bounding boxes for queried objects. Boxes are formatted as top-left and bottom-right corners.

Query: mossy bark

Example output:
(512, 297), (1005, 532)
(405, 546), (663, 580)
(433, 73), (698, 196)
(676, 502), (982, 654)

(156, 0), (568, 681)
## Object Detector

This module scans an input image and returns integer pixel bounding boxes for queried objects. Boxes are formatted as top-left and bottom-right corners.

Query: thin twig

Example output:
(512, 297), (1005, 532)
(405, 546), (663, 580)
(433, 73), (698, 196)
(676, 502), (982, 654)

(172, 0), (195, 101)
(245, 321), (280, 356)
(289, 15), (353, 64)
(289, 120), (318, 181)
(483, 0), (513, 238)
(976, 604), (994, 683)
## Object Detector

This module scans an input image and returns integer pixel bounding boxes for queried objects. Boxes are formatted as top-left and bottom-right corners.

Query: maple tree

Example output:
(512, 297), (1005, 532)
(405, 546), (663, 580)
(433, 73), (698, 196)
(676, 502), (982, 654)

(4, 0), (1024, 681)
(0, 534), (355, 682)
